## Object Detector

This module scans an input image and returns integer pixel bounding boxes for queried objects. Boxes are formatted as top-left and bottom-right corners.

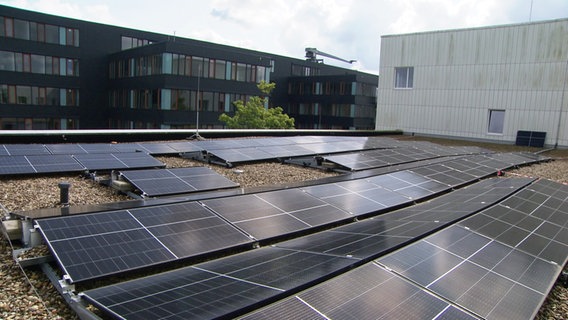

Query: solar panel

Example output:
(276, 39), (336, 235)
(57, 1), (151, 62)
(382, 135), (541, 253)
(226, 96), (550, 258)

(166, 141), (203, 153)
(0, 156), (36, 175)
(76, 143), (121, 154)
(120, 167), (239, 197)
(74, 153), (165, 171)
(277, 177), (533, 261)
(45, 144), (89, 155)
(207, 147), (275, 165)
(202, 189), (352, 240)
(82, 247), (356, 320)
(3, 144), (50, 156)
(0, 154), (85, 175)
(36, 202), (253, 282)
(323, 147), (445, 171)
(240, 263), (478, 320)
(459, 179), (568, 265)
(136, 143), (178, 155)
(377, 224), (562, 319)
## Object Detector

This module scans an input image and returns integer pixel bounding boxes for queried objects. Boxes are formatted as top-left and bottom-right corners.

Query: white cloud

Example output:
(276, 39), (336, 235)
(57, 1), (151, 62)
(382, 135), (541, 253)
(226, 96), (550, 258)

(3, 0), (567, 75)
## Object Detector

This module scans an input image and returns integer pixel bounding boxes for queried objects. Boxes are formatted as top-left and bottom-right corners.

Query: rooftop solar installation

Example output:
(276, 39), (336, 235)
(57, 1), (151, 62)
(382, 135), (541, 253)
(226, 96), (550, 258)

(80, 177), (531, 320)
(82, 247), (357, 320)
(119, 167), (239, 197)
(239, 262), (479, 320)
(378, 224), (563, 320)
(0, 155), (85, 175)
(35, 202), (254, 282)
(3, 144), (50, 156)
(277, 177), (532, 260)
(73, 153), (165, 171)
(45, 143), (90, 155)
(202, 188), (353, 240)
(206, 147), (275, 165)
(375, 179), (568, 319)
(136, 142), (179, 155)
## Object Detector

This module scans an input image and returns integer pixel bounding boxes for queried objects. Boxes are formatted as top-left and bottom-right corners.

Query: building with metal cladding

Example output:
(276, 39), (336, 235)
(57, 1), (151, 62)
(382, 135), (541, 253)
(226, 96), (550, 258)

(376, 18), (568, 147)
(0, 5), (378, 130)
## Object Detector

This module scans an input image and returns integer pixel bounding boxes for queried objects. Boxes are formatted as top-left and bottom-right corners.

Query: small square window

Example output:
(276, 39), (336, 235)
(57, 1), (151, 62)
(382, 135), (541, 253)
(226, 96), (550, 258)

(488, 109), (505, 134)
(395, 67), (414, 88)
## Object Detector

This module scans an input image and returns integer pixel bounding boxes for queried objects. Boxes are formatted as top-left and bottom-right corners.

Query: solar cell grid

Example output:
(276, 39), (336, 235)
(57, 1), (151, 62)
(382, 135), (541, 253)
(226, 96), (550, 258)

(241, 263), (477, 320)
(26, 154), (85, 173)
(136, 143), (178, 154)
(83, 247), (356, 320)
(77, 144), (121, 154)
(45, 144), (89, 155)
(120, 167), (239, 196)
(36, 202), (253, 282)
(4, 144), (50, 155)
(0, 156), (36, 175)
(74, 153), (164, 171)
(378, 217), (565, 320)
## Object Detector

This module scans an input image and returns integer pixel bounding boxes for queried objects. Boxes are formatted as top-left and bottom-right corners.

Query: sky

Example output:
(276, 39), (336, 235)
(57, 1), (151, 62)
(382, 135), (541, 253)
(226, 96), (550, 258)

(2, 0), (568, 74)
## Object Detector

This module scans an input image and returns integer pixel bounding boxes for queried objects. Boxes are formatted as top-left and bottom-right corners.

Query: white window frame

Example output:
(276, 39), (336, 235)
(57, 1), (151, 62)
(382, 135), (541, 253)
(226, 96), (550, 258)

(488, 109), (505, 134)
(394, 67), (414, 89)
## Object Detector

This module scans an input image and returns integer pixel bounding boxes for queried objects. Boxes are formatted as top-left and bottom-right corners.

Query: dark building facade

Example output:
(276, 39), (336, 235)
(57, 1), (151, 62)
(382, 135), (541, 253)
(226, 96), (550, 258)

(0, 5), (378, 130)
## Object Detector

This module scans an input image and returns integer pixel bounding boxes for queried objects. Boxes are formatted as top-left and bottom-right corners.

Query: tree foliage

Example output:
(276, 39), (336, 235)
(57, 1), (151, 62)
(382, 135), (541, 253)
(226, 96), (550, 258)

(219, 81), (295, 129)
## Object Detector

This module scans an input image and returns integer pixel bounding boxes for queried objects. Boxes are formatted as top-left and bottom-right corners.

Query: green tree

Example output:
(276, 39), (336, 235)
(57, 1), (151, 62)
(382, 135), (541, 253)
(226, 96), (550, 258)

(219, 81), (295, 129)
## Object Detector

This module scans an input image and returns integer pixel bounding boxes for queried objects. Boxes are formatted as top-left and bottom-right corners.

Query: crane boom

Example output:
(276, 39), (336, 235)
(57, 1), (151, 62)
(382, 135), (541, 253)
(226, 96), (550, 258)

(305, 47), (356, 64)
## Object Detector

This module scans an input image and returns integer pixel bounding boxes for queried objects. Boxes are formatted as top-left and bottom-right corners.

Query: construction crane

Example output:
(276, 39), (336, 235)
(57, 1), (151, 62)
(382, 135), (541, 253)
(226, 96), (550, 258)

(305, 47), (356, 64)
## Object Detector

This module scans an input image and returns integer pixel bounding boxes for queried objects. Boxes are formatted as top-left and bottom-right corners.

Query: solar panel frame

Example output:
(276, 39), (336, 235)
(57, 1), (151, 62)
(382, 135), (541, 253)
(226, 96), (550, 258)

(45, 144), (89, 155)
(3, 144), (50, 156)
(378, 189), (568, 320)
(36, 202), (254, 282)
(74, 152), (165, 171)
(82, 247), (357, 319)
(26, 154), (86, 173)
(120, 167), (239, 197)
(0, 156), (36, 174)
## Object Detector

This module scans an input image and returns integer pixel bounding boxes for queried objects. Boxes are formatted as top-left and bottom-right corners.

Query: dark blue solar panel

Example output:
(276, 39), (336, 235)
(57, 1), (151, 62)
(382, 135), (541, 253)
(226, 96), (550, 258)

(4, 144), (50, 155)
(36, 202), (253, 282)
(120, 167), (239, 197)
(74, 153), (164, 171)
(83, 247), (356, 319)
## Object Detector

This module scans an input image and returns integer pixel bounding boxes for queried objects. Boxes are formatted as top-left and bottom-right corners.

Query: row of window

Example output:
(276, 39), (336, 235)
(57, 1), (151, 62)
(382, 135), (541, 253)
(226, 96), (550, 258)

(0, 50), (79, 76)
(0, 117), (78, 130)
(291, 63), (320, 76)
(109, 53), (269, 83)
(0, 84), (79, 106)
(121, 36), (154, 50)
(288, 80), (377, 98)
(109, 88), (248, 112)
(288, 102), (375, 118)
(288, 81), (355, 96)
(108, 120), (223, 130)
(0, 16), (79, 47)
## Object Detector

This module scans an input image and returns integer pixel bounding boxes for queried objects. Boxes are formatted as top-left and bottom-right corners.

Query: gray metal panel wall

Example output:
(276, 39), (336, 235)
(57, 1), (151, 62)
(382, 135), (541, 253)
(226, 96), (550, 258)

(377, 19), (568, 146)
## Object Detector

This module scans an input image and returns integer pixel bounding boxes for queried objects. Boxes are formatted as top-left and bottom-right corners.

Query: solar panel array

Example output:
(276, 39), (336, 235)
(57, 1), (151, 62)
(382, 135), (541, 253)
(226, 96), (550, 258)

(0, 136), (543, 176)
(0, 155), (86, 175)
(37, 202), (253, 282)
(120, 167), (239, 197)
(24, 136), (560, 319)
(239, 179), (568, 320)
(35, 152), (542, 283)
(80, 177), (542, 319)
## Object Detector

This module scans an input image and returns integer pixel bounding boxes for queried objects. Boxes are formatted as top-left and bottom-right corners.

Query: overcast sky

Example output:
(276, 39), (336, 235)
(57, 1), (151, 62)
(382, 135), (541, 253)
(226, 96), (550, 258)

(3, 0), (568, 74)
